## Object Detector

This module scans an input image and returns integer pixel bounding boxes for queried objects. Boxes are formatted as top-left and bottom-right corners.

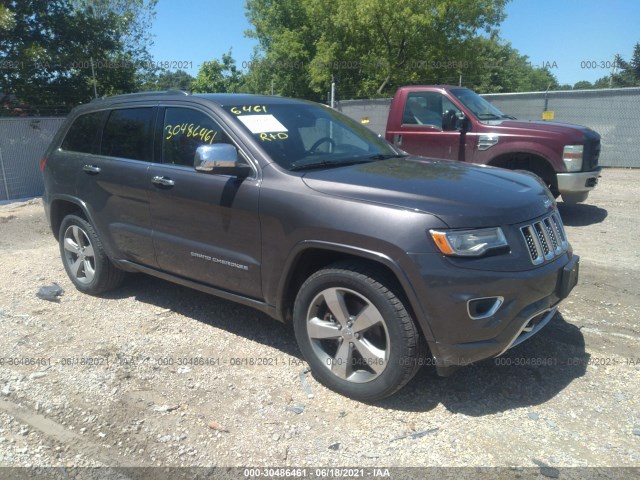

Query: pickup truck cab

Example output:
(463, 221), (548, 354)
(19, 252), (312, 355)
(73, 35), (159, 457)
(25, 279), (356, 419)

(386, 86), (601, 203)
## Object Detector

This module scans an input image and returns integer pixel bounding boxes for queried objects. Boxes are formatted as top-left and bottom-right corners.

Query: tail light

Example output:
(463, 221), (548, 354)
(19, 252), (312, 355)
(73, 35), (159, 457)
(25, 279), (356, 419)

(40, 157), (47, 172)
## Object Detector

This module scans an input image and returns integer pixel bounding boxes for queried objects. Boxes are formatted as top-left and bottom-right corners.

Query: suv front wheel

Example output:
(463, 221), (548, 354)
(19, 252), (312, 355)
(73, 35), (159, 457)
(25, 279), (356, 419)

(293, 262), (423, 401)
(59, 214), (125, 295)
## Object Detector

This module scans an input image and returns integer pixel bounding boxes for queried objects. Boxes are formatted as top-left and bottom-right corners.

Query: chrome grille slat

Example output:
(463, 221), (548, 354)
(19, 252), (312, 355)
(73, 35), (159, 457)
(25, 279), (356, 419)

(520, 212), (568, 265)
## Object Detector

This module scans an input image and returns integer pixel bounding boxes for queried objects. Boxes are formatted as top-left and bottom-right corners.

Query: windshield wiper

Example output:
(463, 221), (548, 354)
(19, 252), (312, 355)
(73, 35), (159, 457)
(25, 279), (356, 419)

(367, 153), (408, 160)
(290, 158), (376, 171)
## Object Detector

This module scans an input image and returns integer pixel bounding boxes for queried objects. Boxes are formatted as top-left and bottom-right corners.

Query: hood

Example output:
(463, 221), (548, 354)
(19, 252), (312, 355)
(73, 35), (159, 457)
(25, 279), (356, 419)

(302, 157), (555, 228)
(495, 120), (600, 142)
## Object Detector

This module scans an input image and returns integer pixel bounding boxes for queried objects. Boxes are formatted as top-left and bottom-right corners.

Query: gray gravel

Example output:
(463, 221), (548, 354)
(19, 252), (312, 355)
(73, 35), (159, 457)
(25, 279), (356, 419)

(0, 168), (638, 470)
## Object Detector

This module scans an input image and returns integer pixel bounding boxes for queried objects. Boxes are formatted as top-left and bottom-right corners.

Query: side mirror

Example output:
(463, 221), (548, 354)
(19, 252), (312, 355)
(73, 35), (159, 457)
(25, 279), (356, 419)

(194, 144), (251, 177)
(456, 112), (471, 133)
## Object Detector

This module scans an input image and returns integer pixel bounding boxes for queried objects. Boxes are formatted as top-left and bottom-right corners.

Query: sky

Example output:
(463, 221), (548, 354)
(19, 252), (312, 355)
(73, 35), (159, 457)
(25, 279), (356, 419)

(149, 0), (640, 87)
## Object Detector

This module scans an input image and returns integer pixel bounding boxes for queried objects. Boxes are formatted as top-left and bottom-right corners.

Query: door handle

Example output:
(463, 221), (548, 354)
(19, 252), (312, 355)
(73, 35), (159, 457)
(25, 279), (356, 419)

(82, 165), (101, 175)
(393, 134), (403, 146)
(151, 176), (175, 187)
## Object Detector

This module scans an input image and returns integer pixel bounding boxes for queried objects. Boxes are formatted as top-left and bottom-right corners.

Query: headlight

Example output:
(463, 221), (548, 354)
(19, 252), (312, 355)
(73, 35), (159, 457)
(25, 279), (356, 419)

(429, 227), (508, 257)
(562, 145), (583, 172)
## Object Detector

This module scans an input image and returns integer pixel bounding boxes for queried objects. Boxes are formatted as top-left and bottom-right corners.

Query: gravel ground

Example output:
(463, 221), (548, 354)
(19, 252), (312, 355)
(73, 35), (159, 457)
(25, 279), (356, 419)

(0, 168), (638, 476)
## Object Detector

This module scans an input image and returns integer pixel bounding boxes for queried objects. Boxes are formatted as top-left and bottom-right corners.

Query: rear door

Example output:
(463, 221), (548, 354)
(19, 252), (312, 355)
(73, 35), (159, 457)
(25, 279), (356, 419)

(73, 106), (158, 267)
(147, 105), (262, 299)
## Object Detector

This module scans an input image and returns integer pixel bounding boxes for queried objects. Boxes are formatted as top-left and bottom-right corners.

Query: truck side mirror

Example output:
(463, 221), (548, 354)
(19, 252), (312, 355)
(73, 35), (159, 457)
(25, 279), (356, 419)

(456, 112), (471, 133)
(443, 110), (470, 133)
(194, 144), (251, 177)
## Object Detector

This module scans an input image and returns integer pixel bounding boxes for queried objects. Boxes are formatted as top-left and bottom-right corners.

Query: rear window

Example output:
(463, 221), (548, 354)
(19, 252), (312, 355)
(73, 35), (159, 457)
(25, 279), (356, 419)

(101, 108), (154, 161)
(60, 111), (103, 153)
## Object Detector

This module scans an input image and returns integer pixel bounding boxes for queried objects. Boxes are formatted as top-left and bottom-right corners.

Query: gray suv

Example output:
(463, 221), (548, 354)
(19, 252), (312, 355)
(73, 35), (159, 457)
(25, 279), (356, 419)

(42, 91), (579, 401)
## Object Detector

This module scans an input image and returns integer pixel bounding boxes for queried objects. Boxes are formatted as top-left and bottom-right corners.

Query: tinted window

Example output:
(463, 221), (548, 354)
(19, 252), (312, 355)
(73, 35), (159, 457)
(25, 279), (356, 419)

(101, 108), (153, 161)
(60, 111), (103, 153)
(162, 108), (231, 166)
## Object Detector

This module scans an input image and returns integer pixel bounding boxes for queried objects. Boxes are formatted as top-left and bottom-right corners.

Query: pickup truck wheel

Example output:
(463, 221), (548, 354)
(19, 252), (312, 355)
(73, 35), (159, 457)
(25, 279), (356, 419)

(293, 263), (422, 401)
(59, 215), (125, 295)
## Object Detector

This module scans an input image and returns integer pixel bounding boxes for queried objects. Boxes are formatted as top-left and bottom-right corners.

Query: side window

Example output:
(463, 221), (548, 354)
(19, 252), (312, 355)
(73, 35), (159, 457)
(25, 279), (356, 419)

(442, 97), (461, 116)
(101, 108), (153, 161)
(402, 92), (443, 128)
(60, 111), (103, 153)
(162, 108), (231, 166)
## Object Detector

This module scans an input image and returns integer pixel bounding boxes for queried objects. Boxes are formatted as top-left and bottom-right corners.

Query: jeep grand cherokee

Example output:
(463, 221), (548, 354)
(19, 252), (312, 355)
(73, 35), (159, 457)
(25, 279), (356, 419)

(41, 91), (579, 400)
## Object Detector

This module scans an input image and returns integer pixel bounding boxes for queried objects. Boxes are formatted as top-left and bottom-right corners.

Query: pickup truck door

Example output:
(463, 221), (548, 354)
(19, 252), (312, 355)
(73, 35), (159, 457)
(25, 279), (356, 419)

(390, 91), (469, 162)
(147, 106), (262, 299)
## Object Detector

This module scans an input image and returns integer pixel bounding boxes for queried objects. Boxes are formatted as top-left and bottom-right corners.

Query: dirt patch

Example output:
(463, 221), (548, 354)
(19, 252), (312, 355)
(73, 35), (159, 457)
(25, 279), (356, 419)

(0, 169), (638, 471)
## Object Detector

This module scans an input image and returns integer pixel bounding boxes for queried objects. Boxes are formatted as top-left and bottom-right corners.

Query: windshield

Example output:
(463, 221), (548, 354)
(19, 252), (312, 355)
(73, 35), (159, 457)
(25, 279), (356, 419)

(223, 101), (403, 171)
(450, 88), (511, 120)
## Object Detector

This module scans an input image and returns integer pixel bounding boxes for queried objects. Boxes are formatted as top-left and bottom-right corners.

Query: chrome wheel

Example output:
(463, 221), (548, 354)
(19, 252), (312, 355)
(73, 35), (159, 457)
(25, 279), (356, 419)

(62, 225), (96, 285)
(306, 287), (389, 383)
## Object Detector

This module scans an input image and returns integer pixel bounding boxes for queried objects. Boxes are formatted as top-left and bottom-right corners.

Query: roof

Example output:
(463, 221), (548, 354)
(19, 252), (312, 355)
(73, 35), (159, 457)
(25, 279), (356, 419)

(88, 91), (307, 107)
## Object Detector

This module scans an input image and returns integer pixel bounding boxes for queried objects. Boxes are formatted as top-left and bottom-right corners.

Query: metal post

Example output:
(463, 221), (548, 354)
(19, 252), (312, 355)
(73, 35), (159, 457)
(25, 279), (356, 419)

(330, 79), (336, 109)
(0, 147), (10, 201)
(544, 84), (550, 113)
(90, 57), (98, 99)
(609, 55), (618, 88)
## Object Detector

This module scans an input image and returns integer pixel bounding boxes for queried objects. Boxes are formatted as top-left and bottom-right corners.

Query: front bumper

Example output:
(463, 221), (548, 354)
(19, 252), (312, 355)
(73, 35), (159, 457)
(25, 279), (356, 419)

(405, 252), (579, 374)
(557, 168), (601, 203)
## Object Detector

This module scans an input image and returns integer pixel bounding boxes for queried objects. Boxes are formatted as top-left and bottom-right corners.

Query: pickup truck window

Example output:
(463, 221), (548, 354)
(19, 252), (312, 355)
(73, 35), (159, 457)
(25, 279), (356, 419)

(402, 92), (443, 128)
(224, 103), (400, 170)
(450, 88), (508, 121)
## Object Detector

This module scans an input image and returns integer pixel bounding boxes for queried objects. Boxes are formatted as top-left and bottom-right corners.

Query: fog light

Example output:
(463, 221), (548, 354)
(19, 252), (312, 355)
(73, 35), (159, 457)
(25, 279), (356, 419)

(467, 296), (504, 320)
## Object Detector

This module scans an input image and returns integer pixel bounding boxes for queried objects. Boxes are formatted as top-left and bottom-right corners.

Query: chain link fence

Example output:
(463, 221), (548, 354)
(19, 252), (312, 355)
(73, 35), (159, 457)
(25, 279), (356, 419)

(0, 117), (65, 202)
(337, 87), (640, 168)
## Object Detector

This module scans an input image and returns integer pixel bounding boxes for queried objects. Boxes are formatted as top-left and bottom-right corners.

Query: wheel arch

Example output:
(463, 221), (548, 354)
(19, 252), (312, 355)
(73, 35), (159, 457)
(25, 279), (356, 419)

(275, 241), (435, 343)
(48, 195), (92, 238)
(488, 152), (559, 195)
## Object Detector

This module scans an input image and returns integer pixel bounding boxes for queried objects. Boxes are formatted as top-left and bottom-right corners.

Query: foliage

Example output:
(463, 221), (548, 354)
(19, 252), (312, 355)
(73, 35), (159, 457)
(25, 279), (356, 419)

(191, 52), (244, 93)
(0, 0), (156, 115)
(143, 69), (194, 91)
(581, 42), (640, 90)
(244, 0), (517, 99)
(572, 80), (593, 90)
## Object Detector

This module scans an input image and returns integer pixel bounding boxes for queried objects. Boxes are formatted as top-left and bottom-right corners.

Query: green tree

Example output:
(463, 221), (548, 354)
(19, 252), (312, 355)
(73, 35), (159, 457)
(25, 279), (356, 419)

(245, 0), (508, 100)
(590, 45), (640, 89)
(0, 0), (156, 115)
(573, 80), (593, 90)
(191, 52), (245, 93)
(438, 37), (559, 93)
(628, 42), (640, 81)
(143, 69), (195, 91)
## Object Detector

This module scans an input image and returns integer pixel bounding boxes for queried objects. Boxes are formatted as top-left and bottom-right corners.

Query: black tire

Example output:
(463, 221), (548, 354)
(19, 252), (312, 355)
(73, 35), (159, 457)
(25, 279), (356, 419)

(293, 261), (423, 401)
(58, 214), (125, 295)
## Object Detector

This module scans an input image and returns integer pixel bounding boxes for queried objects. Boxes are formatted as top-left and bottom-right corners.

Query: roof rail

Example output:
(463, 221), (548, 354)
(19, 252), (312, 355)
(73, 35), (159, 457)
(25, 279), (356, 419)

(90, 90), (190, 103)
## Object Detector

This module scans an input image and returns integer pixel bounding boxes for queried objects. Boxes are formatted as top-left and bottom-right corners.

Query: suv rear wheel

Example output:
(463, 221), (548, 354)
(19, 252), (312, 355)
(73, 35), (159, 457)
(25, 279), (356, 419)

(59, 214), (125, 294)
(293, 262), (423, 401)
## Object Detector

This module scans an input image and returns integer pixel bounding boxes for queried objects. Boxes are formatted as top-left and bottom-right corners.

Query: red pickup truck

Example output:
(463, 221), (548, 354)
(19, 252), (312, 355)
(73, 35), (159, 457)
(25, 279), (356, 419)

(385, 86), (601, 203)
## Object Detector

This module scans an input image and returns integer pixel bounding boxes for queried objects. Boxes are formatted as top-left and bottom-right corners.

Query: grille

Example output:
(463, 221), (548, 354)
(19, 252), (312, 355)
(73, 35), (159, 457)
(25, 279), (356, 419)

(583, 136), (601, 171)
(520, 212), (568, 265)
